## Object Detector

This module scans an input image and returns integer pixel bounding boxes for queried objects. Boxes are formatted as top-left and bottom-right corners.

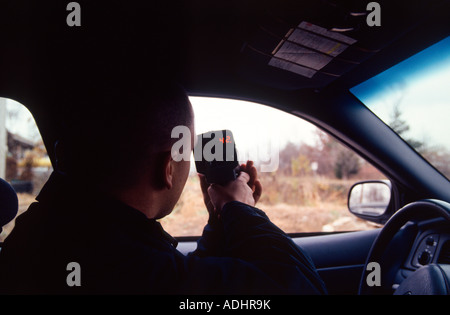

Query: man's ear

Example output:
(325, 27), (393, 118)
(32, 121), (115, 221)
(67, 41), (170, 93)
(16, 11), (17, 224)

(162, 151), (174, 190)
(151, 151), (174, 190)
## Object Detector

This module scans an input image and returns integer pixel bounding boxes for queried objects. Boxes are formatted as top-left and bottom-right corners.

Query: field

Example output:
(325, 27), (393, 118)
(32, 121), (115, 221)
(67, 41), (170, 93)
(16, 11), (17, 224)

(159, 174), (380, 237)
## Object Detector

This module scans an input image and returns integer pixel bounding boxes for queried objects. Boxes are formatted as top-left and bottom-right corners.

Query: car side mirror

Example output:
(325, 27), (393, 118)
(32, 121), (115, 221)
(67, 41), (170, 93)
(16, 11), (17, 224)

(348, 180), (392, 224)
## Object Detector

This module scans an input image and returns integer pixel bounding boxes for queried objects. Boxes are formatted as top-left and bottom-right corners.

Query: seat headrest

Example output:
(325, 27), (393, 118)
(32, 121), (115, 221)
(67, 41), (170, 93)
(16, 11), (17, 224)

(0, 177), (19, 233)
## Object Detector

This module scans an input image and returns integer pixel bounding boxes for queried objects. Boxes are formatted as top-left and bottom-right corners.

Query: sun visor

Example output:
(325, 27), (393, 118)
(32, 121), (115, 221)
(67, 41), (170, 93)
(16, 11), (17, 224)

(236, 0), (431, 91)
(268, 22), (357, 79)
(238, 17), (378, 90)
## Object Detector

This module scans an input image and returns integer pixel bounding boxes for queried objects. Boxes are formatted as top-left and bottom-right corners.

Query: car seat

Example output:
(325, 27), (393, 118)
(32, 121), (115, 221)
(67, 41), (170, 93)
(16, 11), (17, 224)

(0, 177), (18, 241)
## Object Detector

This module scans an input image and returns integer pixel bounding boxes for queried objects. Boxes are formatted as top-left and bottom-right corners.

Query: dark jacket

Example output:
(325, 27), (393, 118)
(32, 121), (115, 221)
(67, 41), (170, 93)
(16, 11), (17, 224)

(0, 172), (326, 294)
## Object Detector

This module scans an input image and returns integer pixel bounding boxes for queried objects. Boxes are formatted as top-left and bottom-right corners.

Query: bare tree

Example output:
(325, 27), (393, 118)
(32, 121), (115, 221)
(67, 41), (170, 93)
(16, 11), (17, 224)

(389, 103), (424, 153)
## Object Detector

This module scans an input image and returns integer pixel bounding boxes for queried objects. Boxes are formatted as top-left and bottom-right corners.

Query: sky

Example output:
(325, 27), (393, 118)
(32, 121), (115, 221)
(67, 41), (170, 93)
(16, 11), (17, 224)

(190, 96), (318, 157)
(188, 97), (319, 173)
(4, 98), (41, 141)
(350, 36), (450, 151)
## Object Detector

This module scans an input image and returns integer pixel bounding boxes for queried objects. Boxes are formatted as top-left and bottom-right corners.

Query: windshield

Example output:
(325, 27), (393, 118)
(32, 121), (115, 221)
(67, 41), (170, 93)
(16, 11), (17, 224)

(350, 36), (450, 180)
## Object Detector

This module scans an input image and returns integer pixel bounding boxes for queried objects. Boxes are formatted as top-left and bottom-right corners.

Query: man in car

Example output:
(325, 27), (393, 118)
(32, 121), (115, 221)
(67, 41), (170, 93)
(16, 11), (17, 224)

(0, 78), (326, 295)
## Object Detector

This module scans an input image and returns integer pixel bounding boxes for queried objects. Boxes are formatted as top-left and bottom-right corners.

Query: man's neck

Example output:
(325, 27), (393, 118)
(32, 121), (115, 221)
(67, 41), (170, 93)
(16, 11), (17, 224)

(112, 186), (162, 219)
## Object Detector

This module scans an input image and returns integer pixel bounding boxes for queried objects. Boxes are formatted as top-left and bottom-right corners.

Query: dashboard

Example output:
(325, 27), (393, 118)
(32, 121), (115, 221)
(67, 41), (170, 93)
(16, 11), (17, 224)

(394, 217), (450, 289)
(176, 200), (450, 295)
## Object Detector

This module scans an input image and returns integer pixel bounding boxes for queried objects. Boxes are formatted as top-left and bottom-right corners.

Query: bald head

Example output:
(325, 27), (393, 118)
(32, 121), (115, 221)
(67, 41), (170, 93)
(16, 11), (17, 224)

(56, 79), (193, 190)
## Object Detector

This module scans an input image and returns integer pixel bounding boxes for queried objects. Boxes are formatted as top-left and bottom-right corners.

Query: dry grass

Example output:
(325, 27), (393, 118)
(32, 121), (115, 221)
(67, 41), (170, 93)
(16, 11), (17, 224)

(159, 174), (379, 237)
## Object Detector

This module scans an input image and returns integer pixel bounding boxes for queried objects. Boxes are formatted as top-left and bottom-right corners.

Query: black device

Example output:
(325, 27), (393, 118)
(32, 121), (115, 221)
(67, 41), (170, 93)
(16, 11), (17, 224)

(194, 129), (240, 185)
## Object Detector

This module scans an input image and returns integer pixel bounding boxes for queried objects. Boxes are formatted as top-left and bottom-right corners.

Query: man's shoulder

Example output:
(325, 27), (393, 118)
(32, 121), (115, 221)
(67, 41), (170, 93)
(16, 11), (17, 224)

(0, 204), (182, 294)
(2, 197), (178, 263)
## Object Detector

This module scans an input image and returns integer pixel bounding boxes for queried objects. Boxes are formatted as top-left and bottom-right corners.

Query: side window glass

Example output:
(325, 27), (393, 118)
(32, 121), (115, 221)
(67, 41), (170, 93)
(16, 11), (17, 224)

(0, 98), (52, 241)
(159, 97), (385, 237)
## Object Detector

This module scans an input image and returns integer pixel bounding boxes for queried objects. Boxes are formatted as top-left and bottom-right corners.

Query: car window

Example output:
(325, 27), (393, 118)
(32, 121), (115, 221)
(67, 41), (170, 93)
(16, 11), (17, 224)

(159, 97), (386, 237)
(0, 98), (52, 242)
(0, 96), (386, 241)
(351, 36), (450, 180)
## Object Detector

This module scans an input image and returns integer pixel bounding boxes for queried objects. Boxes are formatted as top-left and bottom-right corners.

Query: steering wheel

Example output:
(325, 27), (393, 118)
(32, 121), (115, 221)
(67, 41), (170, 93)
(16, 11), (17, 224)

(359, 199), (450, 295)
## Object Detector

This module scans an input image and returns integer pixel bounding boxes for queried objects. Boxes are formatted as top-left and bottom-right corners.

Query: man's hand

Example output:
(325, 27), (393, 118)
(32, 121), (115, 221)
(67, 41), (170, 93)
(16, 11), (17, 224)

(199, 173), (215, 217)
(199, 160), (262, 218)
(238, 160), (262, 204)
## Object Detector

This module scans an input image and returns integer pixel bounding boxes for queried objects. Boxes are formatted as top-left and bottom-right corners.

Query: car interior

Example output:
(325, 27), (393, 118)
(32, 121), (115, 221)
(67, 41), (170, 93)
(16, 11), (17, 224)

(1, 0), (450, 295)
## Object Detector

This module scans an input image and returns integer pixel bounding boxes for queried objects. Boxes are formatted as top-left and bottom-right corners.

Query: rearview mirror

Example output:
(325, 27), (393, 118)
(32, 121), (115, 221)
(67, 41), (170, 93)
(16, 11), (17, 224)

(348, 181), (391, 221)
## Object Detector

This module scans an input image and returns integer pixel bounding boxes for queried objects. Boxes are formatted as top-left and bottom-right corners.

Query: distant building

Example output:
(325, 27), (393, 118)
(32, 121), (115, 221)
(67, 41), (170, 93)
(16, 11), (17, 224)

(7, 131), (35, 160)
(5, 131), (36, 193)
